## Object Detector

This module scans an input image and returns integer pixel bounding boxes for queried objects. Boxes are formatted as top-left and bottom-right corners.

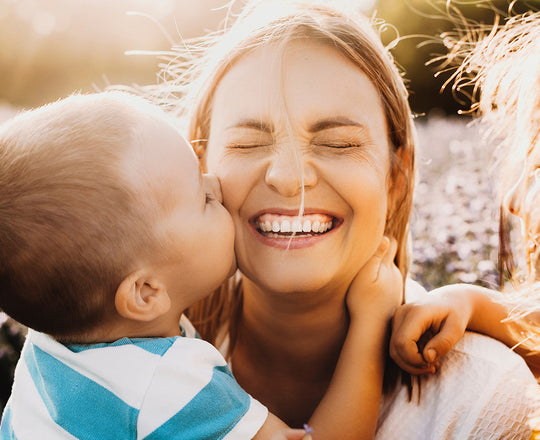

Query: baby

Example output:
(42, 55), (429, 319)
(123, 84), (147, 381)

(0, 92), (400, 439)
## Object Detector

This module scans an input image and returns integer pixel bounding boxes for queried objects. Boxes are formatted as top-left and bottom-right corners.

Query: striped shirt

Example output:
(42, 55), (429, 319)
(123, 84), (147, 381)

(0, 322), (267, 440)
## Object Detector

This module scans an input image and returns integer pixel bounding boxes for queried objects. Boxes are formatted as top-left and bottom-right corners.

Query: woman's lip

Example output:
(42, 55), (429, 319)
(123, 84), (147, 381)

(249, 208), (342, 220)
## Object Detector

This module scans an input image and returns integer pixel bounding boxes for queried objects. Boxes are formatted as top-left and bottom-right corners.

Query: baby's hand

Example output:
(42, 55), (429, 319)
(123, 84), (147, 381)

(390, 285), (474, 375)
(268, 428), (311, 440)
(346, 236), (402, 322)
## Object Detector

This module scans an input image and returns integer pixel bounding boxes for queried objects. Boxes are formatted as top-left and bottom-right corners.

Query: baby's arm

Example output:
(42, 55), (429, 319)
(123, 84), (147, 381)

(306, 237), (402, 440)
(390, 284), (540, 376)
(254, 237), (402, 440)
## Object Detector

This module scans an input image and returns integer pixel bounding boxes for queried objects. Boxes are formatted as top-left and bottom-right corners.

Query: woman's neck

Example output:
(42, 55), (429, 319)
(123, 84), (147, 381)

(231, 277), (350, 426)
(242, 278), (348, 360)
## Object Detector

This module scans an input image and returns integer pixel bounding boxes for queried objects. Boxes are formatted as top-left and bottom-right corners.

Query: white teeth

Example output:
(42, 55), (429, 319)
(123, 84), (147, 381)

(292, 220), (302, 233)
(280, 220), (291, 233)
(256, 216), (334, 235)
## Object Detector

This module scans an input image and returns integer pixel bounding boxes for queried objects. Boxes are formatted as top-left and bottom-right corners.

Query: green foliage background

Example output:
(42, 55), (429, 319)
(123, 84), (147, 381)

(0, 0), (537, 113)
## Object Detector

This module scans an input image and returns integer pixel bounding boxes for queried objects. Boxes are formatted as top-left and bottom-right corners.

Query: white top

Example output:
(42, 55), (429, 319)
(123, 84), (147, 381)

(375, 330), (537, 439)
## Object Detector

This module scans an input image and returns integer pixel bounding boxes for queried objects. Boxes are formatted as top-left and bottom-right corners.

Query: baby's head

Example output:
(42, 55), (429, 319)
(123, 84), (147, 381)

(0, 92), (235, 342)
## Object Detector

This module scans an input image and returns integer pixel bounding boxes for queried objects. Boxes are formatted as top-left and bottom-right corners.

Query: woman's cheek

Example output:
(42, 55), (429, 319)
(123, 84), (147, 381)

(209, 157), (255, 215)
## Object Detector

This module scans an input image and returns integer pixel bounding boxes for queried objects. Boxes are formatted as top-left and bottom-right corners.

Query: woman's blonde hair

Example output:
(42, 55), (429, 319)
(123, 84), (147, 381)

(444, 9), (540, 281)
(443, 8), (540, 344)
(159, 0), (416, 377)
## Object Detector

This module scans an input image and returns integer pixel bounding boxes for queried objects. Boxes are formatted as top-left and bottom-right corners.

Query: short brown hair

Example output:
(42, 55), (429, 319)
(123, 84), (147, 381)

(0, 92), (156, 340)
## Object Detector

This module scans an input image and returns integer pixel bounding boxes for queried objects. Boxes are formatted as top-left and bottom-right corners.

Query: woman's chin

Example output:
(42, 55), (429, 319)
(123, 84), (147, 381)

(242, 266), (339, 296)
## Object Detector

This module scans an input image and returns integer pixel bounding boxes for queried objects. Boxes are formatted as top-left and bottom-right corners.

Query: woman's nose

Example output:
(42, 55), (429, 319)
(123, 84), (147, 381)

(203, 173), (223, 203)
(265, 147), (317, 197)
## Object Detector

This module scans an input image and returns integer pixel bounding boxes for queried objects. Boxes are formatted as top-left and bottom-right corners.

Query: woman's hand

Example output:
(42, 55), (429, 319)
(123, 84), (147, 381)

(346, 236), (403, 323)
(389, 285), (475, 375)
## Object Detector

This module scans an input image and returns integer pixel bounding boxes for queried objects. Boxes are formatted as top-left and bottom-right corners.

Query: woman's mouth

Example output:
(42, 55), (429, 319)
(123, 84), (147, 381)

(250, 212), (342, 248)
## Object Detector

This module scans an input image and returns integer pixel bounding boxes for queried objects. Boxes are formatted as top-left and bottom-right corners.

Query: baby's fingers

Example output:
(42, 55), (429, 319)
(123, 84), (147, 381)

(390, 306), (439, 374)
(421, 313), (465, 364)
(374, 236), (397, 277)
(363, 236), (390, 282)
(390, 337), (435, 375)
(269, 429), (309, 440)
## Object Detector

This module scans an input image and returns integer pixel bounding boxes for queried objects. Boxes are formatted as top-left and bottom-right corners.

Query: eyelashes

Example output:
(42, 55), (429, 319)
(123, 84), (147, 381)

(314, 143), (364, 149)
(225, 142), (366, 150)
(225, 142), (272, 149)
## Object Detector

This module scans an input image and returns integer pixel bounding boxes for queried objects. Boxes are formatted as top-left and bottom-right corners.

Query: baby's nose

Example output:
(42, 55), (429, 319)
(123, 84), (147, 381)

(203, 174), (223, 203)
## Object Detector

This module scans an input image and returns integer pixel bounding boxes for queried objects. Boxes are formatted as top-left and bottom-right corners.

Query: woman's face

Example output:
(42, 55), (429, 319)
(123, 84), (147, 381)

(205, 41), (392, 293)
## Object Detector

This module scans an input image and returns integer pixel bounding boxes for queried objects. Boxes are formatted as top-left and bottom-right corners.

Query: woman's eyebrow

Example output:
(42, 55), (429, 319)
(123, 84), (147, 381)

(308, 117), (365, 133)
(227, 119), (274, 132)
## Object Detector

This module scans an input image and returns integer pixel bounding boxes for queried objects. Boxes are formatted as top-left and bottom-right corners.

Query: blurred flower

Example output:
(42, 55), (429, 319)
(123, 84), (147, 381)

(410, 115), (501, 290)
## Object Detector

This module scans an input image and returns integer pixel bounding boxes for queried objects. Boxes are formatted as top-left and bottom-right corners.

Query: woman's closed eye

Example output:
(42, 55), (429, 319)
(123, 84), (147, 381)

(314, 142), (364, 149)
(224, 126), (273, 151)
(311, 125), (373, 152)
(226, 141), (272, 149)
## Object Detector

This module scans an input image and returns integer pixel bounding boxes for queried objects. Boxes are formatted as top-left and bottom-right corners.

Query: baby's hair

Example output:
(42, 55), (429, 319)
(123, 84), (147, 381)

(0, 92), (159, 340)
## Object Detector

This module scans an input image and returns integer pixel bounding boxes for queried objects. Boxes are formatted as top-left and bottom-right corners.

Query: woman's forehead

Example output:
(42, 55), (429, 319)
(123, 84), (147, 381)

(210, 40), (386, 132)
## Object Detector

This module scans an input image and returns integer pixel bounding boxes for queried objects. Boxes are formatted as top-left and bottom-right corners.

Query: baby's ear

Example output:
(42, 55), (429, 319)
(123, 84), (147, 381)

(115, 271), (171, 322)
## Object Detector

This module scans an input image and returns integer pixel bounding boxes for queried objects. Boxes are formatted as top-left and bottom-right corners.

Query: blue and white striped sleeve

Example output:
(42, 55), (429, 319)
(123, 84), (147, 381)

(137, 337), (268, 440)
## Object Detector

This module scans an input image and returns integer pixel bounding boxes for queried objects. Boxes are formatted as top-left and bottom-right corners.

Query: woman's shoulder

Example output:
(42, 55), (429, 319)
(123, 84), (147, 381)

(404, 277), (427, 302)
(451, 330), (534, 373)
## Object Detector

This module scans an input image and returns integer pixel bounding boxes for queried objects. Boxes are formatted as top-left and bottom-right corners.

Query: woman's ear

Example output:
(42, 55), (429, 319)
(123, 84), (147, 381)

(115, 271), (171, 322)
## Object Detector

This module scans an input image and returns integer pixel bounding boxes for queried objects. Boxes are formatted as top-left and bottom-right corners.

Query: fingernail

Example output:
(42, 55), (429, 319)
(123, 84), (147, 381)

(425, 348), (437, 363)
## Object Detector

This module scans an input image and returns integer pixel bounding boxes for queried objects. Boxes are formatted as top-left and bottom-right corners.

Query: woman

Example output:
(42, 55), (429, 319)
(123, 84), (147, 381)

(162, 1), (536, 437)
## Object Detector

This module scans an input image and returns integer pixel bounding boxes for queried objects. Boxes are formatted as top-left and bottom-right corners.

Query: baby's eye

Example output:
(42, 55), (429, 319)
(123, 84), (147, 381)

(205, 193), (215, 204)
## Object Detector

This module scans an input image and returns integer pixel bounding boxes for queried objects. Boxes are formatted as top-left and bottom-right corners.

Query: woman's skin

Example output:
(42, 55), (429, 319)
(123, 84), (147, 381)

(205, 40), (396, 425)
